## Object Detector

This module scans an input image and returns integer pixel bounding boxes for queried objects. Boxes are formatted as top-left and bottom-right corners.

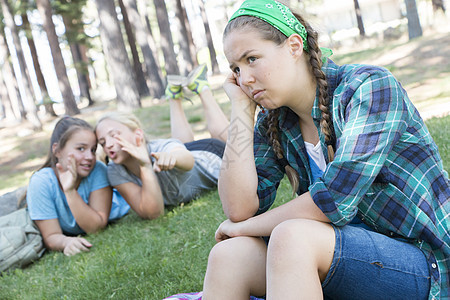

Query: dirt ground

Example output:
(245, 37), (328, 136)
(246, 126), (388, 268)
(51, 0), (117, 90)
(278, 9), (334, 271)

(0, 28), (449, 198)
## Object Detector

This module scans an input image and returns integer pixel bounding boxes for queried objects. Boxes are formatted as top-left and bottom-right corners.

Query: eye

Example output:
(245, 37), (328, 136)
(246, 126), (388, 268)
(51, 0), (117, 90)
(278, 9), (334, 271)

(248, 56), (256, 63)
(98, 140), (105, 147)
(232, 66), (240, 75)
(78, 147), (85, 151)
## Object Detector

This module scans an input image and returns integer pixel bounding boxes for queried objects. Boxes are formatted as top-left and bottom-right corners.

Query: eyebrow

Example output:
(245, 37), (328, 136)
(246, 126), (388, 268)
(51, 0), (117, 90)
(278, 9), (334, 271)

(229, 49), (253, 70)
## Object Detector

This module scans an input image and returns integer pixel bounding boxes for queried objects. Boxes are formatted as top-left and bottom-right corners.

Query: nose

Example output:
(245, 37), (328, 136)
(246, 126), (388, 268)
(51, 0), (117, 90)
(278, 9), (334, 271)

(239, 68), (255, 86)
(105, 136), (114, 149)
(85, 149), (94, 160)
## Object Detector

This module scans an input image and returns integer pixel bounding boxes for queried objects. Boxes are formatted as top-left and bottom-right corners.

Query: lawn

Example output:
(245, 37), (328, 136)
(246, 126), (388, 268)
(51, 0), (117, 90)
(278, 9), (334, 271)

(1, 32), (449, 299)
(0, 115), (448, 299)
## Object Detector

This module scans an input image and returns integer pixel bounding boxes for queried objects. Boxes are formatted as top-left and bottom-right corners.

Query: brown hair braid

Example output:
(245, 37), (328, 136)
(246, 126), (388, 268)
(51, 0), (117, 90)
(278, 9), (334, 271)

(293, 13), (335, 162)
(267, 109), (300, 195)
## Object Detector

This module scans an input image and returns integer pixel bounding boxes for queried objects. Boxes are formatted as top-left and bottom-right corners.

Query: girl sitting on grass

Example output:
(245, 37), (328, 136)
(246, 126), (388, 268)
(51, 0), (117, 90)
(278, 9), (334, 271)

(201, 0), (450, 299)
(95, 64), (229, 219)
(27, 116), (130, 256)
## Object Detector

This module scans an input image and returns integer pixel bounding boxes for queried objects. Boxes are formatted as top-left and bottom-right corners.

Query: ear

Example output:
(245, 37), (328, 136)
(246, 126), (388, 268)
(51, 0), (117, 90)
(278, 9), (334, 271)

(286, 34), (305, 58)
(52, 143), (59, 155)
(134, 128), (145, 147)
(52, 142), (61, 161)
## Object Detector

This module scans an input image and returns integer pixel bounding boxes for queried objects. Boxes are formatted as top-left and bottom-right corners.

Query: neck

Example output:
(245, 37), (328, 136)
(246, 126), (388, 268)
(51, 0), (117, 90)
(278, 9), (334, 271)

(289, 55), (317, 120)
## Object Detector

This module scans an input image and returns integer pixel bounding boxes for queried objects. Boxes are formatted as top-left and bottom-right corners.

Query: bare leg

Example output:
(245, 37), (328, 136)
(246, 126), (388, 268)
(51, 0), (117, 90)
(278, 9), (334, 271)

(198, 87), (230, 142)
(169, 98), (195, 143)
(266, 219), (335, 299)
(203, 237), (267, 300)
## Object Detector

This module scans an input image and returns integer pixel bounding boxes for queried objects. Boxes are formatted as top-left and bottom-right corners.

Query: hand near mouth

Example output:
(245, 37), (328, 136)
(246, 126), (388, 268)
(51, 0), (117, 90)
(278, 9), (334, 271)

(56, 153), (78, 191)
(114, 134), (150, 166)
(223, 72), (257, 117)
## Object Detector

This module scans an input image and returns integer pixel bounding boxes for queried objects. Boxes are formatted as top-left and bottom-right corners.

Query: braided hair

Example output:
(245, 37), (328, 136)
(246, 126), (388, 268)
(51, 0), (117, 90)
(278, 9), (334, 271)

(224, 12), (335, 195)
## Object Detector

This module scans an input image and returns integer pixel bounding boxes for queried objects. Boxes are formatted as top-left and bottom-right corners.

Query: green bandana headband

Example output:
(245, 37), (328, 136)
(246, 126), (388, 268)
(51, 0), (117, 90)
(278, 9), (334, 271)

(229, 0), (333, 63)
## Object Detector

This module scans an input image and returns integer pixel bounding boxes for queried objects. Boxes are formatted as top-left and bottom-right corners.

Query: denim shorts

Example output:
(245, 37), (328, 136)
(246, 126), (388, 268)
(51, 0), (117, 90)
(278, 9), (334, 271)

(322, 224), (431, 300)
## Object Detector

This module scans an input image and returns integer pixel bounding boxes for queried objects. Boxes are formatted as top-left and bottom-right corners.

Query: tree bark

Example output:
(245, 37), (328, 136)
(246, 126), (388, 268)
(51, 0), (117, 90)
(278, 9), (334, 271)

(153, 0), (180, 75)
(62, 16), (93, 106)
(175, 0), (196, 75)
(1, 0), (42, 129)
(35, 0), (80, 116)
(404, 0), (423, 40)
(198, 0), (219, 74)
(118, 0), (150, 97)
(0, 71), (14, 120)
(432, 0), (445, 12)
(0, 31), (24, 120)
(122, 0), (165, 98)
(94, 0), (140, 110)
(353, 0), (365, 37)
(21, 13), (57, 116)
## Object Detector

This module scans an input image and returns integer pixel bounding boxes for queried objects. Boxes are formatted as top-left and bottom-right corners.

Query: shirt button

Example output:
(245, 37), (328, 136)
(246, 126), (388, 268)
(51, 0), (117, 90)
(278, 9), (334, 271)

(431, 263), (437, 269)
(389, 232), (394, 236)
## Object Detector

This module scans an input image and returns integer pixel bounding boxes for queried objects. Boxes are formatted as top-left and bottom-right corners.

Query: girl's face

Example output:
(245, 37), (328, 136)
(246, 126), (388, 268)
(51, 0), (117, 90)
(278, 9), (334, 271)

(224, 27), (309, 111)
(96, 119), (136, 164)
(55, 129), (97, 178)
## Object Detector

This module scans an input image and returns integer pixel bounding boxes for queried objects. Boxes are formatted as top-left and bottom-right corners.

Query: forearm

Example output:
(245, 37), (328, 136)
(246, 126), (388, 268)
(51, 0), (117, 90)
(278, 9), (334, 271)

(64, 189), (107, 233)
(42, 232), (71, 252)
(171, 149), (194, 171)
(232, 192), (330, 237)
(138, 163), (164, 219)
(219, 102), (259, 221)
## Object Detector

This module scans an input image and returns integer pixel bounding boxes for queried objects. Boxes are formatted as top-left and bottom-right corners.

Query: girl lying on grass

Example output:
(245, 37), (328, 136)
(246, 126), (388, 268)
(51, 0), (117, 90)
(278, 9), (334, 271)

(200, 0), (450, 299)
(95, 64), (229, 219)
(27, 117), (130, 256)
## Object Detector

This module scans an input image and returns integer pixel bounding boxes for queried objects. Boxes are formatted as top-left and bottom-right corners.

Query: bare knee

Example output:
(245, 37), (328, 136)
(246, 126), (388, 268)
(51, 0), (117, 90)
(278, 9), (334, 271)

(268, 219), (335, 281)
(204, 237), (267, 298)
(206, 236), (266, 273)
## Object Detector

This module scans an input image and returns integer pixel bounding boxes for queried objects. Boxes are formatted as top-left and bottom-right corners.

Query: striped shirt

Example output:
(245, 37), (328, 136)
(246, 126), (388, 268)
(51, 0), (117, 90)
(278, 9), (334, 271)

(253, 60), (450, 299)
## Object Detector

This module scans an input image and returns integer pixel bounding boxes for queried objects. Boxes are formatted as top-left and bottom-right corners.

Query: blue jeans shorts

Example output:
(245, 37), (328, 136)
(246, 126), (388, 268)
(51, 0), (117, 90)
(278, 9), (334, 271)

(322, 224), (431, 300)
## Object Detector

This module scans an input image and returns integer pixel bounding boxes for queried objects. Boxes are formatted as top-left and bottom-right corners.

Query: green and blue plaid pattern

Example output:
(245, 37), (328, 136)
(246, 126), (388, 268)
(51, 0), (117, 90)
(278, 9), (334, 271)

(253, 60), (449, 299)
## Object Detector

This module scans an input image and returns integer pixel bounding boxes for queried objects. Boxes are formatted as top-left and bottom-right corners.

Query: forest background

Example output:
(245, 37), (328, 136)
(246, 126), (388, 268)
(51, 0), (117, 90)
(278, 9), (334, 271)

(0, 0), (449, 299)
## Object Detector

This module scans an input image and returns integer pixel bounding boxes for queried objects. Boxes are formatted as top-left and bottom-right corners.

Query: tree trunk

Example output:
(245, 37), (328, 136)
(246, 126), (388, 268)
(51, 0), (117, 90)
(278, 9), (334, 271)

(0, 31), (24, 120)
(0, 71), (14, 120)
(175, 0), (196, 75)
(62, 15), (93, 106)
(35, 0), (80, 116)
(94, 0), (140, 110)
(21, 13), (57, 117)
(404, 0), (423, 40)
(118, 0), (150, 97)
(153, 0), (180, 75)
(198, 0), (219, 74)
(431, 0), (445, 12)
(0, 0), (42, 129)
(353, 0), (365, 37)
(122, 0), (165, 98)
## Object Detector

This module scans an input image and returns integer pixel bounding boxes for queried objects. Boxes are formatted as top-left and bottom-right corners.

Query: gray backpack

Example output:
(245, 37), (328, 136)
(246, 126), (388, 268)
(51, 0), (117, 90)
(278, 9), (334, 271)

(0, 207), (45, 273)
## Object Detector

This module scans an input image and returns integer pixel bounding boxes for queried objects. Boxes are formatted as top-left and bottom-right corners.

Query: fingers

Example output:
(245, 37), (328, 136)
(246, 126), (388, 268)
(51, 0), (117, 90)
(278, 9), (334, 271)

(63, 237), (92, 256)
(151, 152), (176, 172)
(215, 229), (231, 243)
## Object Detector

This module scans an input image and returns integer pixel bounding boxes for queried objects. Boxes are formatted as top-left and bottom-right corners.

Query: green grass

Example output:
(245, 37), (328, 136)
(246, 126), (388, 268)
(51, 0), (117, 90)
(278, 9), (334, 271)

(0, 177), (292, 300)
(1, 32), (449, 299)
(0, 116), (448, 299)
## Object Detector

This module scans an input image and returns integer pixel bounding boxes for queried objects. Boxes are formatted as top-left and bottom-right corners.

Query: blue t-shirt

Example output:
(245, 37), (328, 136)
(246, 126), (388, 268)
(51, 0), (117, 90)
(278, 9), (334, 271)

(27, 161), (130, 235)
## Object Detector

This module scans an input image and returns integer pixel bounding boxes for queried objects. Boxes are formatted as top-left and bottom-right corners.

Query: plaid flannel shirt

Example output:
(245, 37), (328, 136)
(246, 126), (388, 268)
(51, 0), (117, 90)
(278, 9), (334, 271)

(254, 60), (450, 299)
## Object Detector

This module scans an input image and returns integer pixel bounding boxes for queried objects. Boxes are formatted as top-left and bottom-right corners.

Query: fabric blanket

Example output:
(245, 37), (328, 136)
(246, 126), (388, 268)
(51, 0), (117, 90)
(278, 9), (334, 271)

(163, 292), (264, 300)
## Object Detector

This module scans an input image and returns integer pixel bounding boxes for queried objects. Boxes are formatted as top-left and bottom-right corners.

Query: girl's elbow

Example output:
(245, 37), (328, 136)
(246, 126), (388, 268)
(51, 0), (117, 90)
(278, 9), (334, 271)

(226, 209), (254, 223)
(137, 202), (164, 220)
